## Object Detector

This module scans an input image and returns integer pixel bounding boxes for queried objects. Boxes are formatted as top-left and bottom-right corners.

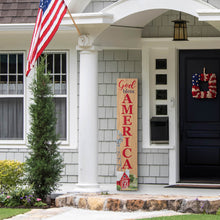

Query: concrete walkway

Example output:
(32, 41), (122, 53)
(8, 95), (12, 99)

(8, 208), (184, 220)
(7, 184), (220, 220)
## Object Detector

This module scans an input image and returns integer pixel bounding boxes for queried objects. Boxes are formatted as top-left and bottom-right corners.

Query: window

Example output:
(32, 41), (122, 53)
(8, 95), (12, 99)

(39, 53), (67, 140)
(156, 90), (167, 100)
(0, 53), (24, 140)
(156, 74), (167, 85)
(156, 105), (167, 115)
(150, 57), (169, 144)
(154, 59), (168, 116)
(156, 59), (167, 69)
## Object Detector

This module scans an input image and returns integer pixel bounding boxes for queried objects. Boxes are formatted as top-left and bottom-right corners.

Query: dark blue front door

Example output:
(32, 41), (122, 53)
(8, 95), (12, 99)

(179, 50), (220, 182)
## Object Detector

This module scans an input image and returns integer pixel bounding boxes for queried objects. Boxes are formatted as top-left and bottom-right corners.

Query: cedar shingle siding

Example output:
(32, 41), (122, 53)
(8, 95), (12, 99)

(0, 0), (39, 24)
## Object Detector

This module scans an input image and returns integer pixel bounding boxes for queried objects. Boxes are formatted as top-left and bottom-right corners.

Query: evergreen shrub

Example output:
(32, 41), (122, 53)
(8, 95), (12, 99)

(25, 57), (64, 200)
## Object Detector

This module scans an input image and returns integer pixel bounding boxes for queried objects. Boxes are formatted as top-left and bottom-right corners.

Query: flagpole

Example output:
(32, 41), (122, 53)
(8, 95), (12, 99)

(67, 7), (81, 36)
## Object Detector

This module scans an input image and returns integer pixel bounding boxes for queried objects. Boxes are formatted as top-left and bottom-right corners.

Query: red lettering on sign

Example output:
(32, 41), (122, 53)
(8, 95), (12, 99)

(118, 80), (136, 91)
(122, 148), (132, 158)
(122, 159), (132, 169)
(123, 115), (132, 126)
(117, 79), (138, 190)
(122, 105), (133, 114)
(124, 137), (131, 147)
(122, 94), (132, 104)
(123, 126), (132, 136)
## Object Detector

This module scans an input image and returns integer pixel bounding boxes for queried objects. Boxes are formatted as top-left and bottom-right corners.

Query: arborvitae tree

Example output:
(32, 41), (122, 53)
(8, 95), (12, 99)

(26, 58), (63, 200)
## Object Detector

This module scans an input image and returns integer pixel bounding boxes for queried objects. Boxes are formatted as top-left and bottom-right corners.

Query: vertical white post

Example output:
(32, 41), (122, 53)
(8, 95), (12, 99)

(75, 48), (101, 192)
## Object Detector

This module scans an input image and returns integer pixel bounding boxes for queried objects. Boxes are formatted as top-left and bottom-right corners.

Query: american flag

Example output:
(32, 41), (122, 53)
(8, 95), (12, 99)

(26, 0), (67, 76)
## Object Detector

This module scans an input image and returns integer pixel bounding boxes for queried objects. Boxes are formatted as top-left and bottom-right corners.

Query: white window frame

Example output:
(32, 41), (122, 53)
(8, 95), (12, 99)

(0, 48), (77, 149)
(0, 51), (26, 145)
(142, 41), (177, 150)
(39, 51), (69, 145)
(26, 48), (78, 149)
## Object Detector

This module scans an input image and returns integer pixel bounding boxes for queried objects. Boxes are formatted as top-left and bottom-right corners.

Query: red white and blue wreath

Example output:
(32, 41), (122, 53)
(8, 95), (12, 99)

(192, 73), (217, 99)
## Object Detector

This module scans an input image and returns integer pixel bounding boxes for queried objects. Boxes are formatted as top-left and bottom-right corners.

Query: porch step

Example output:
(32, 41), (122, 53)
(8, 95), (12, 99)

(55, 193), (220, 214)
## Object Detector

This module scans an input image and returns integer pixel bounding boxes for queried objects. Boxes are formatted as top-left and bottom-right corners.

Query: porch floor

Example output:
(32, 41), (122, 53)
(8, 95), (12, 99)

(54, 183), (220, 197)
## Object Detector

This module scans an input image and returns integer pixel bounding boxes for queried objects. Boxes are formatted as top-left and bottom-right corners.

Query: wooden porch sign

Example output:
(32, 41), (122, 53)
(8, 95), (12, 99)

(116, 78), (138, 191)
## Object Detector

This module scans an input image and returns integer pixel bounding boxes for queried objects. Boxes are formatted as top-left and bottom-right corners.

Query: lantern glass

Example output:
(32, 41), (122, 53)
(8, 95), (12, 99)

(172, 14), (188, 41)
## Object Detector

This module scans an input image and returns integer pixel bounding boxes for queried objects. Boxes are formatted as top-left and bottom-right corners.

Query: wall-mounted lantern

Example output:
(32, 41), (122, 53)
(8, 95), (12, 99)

(172, 12), (188, 41)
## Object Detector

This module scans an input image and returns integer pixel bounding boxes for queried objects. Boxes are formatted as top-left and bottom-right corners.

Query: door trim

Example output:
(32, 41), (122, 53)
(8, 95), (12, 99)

(141, 38), (220, 185)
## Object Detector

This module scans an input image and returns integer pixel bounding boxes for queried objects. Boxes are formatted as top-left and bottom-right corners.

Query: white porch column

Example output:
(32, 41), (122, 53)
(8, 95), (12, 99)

(75, 47), (101, 192)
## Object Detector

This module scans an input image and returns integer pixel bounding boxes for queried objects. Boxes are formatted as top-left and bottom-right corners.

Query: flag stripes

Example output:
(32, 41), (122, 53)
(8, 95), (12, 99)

(38, 3), (67, 57)
(26, 0), (67, 76)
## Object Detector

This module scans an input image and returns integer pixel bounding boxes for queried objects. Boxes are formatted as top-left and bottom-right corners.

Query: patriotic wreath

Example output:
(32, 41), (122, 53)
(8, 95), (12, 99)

(192, 73), (217, 99)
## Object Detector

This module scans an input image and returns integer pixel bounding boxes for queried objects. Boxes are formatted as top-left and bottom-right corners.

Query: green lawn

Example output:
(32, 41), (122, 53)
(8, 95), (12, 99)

(138, 214), (220, 220)
(0, 208), (30, 220)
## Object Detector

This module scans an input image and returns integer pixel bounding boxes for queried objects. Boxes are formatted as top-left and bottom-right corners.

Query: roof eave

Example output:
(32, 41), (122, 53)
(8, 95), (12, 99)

(0, 12), (113, 32)
(63, 12), (113, 25)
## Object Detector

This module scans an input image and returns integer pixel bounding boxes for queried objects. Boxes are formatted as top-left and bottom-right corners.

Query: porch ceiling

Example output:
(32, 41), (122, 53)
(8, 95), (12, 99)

(112, 9), (167, 28)
(93, 0), (220, 47)
(101, 0), (216, 27)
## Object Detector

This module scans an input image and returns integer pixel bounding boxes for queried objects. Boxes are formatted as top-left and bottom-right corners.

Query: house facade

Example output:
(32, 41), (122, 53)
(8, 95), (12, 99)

(1, 0), (220, 192)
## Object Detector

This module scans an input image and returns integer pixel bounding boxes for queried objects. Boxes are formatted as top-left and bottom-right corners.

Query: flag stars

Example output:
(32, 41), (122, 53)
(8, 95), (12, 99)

(39, 0), (52, 13)
(39, 0), (44, 9)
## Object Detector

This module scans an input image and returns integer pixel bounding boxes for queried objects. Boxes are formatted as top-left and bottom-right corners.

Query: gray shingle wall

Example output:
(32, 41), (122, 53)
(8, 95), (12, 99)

(97, 50), (141, 184)
(97, 50), (169, 184)
(60, 150), (78, 183)
(83, 0), (118, 12)
(142, 10), (220, 38)
(0, 148), (78, 184)
(1, 49), (169, 185)
(139, 149), (169, 184)
(0, 148), (30, 162)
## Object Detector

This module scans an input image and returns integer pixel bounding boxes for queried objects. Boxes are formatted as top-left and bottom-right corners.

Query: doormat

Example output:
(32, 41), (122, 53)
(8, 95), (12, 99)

(165, 184), (220, 189)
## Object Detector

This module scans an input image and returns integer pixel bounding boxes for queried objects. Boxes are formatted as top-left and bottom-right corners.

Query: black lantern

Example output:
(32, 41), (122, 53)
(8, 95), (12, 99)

(172, 12), (188, 41)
